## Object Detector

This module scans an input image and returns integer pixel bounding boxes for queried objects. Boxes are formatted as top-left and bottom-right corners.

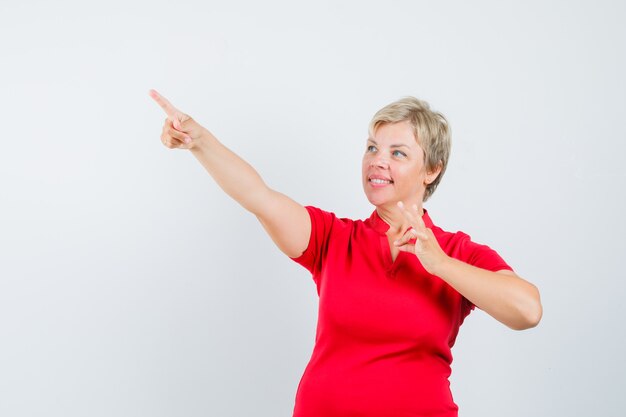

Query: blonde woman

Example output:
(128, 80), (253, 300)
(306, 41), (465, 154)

(150, 90), (542, 417)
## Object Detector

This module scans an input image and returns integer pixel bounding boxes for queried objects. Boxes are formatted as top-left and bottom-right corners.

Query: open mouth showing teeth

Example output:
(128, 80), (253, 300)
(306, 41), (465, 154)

(370, 178), (393, 184)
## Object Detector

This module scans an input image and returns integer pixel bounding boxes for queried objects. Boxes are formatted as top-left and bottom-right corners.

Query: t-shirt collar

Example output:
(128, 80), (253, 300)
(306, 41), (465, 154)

(366, 207), (435, 234)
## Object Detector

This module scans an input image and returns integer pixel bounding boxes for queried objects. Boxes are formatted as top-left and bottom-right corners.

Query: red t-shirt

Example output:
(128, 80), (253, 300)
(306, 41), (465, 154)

(290, 206), (512, 417)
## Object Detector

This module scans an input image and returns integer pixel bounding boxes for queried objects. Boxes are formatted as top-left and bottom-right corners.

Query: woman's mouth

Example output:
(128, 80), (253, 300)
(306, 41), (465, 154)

(369, 178), (393, 185)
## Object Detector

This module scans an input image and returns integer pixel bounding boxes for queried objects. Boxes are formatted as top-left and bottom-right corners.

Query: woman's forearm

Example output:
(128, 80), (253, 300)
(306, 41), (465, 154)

(433, 258), (543, 330)
(190, 129), (270, 214)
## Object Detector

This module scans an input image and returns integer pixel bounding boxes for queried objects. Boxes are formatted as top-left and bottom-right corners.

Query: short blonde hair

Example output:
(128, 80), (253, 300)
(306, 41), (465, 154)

(369, 97), (451, 202)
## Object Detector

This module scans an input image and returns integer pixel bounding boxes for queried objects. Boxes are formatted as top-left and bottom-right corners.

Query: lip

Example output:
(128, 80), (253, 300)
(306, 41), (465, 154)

(367, 173), (394, 187)
(368, 174), (393, 182)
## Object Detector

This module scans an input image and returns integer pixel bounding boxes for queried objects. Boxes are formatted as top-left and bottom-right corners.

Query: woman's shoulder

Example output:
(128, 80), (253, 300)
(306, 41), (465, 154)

(303, 206), (387, 241)
(302, 205), (359, 229)
(430, 221), (511, 271)
(431, 223), (471, 247)
(431, 222), (488, 252)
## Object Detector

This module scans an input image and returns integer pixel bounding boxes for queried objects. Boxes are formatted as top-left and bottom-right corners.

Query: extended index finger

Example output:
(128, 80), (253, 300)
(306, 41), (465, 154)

(149, 89), (180, 120)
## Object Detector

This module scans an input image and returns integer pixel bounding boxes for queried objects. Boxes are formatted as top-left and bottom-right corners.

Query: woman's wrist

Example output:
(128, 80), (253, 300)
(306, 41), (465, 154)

(190, 128), (216, 152)
(428, 254), (456, 279)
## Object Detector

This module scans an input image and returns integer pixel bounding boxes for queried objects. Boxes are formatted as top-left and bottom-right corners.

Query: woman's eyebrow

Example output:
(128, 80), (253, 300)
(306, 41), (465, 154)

(367, 139), (410, 148)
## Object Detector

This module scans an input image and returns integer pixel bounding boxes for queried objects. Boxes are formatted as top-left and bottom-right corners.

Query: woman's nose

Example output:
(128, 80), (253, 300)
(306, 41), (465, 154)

(370, 152), (389, 168)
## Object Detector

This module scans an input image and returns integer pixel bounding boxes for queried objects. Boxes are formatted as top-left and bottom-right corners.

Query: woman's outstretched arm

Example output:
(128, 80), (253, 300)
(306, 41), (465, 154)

(150, 89), (310, 258)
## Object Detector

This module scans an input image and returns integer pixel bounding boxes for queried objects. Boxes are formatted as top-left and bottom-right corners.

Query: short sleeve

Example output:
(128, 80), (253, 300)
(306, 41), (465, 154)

(456, 233), (514, 318)
(289, 206), (336, 277)
(456, 233), (513, 273)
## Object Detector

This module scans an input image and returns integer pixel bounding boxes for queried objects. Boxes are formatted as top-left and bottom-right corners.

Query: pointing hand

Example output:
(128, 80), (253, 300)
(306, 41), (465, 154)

(149, 89), (207, 150)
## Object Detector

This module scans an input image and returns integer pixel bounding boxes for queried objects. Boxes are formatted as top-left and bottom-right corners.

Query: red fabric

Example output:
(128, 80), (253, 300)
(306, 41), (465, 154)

(290, 206), (512, 417)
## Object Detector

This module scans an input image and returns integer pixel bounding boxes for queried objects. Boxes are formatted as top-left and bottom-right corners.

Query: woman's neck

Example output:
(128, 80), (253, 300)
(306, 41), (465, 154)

(376, 201), (424, 235)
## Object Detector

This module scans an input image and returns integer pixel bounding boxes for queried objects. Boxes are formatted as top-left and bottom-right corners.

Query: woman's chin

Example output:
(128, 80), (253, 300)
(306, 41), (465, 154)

(364, 193), (393, 208)
(363, 184), (399, 207)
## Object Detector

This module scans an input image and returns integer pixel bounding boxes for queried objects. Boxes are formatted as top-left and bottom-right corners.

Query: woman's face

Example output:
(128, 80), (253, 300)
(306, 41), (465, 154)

(361, 121), (438, 209)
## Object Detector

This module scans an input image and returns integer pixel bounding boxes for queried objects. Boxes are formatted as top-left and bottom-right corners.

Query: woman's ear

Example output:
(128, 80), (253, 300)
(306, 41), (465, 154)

(425, 162), (443, 185)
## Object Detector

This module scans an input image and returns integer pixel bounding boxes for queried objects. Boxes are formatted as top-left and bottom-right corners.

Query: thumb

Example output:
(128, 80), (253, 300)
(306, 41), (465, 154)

(172, 111), (194, 133)
(174, 111), (193, 132)
(173, 115), (182, 131)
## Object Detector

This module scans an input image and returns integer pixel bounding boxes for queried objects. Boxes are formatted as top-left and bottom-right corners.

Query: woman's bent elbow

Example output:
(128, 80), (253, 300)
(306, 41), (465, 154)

(514, 285), (543, 330)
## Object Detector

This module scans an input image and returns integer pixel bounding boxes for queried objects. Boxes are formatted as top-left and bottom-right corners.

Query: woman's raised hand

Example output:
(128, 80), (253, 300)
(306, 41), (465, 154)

(149, 89), (207, 150)
(393, 201), (449, 275)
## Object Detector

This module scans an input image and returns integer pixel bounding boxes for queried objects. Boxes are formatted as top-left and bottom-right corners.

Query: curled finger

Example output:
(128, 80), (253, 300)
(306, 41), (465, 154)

(394, 227), (418, 247)
(161, 132), (186, 149)
(167, 125), (192, 143)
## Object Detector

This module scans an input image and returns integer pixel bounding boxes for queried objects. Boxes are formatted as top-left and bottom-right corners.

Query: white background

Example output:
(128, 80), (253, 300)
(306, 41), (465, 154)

(1, 0), (625, 416)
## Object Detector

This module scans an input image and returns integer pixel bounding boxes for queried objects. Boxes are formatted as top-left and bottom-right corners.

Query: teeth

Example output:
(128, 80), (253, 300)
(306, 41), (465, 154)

(370, 178), (392, 184)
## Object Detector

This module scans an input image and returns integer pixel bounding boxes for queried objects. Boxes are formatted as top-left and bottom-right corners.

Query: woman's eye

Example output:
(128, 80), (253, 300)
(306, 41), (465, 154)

(393, 150), (406, 157)
(367, 145), (377, 152)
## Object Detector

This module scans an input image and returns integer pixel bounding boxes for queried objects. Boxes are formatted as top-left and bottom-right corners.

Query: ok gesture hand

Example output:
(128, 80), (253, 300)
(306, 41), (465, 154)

(393, 201), (449, 275)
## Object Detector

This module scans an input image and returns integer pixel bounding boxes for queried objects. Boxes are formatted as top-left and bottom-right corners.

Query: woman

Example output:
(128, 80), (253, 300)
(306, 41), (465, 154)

(150, 90), (542, 417)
